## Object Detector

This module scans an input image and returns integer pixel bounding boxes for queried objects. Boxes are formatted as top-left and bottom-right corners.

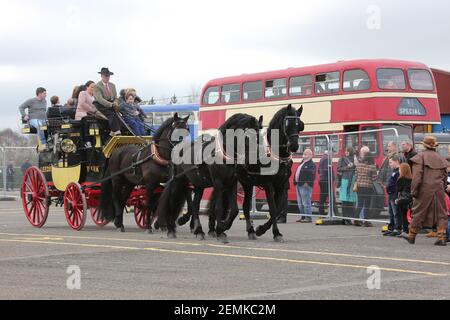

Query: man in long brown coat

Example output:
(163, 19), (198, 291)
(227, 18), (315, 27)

(403, 136), (449, 246)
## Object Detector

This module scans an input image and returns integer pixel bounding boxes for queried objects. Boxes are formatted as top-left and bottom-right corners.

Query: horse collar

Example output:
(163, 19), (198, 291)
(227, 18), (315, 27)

(264, 132), (293, 163)
(151, 142), (170, 167)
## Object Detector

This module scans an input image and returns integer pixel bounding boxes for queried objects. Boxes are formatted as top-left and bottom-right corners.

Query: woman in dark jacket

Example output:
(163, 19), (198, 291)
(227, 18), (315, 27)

(396, 163), (412, 237)
(338, 147), (357, 220)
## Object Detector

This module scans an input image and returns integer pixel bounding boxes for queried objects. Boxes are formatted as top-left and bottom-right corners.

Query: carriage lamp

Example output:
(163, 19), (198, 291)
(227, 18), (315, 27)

(60, 139), (77, 154)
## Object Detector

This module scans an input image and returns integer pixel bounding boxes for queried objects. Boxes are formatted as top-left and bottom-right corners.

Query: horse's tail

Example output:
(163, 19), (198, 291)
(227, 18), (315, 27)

(98, 167), (115, 222)
(156, 179), (187, 229)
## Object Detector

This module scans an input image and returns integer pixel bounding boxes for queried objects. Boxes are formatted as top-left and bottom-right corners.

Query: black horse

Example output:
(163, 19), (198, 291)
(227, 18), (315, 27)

(182, 104), (304, 242)
(156, 113), (263, 243)
(98, 113), (190, 233)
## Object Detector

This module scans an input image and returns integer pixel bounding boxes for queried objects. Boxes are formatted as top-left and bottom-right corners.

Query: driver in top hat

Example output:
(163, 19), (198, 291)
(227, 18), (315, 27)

(93, 68), (122, 136)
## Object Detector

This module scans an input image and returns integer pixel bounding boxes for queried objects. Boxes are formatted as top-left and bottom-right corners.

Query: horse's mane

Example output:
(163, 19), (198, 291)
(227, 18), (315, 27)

(219, 113), (258, 135)
(154, 117), (175, 142)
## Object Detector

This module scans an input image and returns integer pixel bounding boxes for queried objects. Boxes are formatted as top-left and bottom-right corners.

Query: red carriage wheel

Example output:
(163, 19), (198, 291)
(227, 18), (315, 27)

(134, 205), (148, 229)
(64, 183), (87, 231)
(90, 206), (109, 227)
(21, 167), (50, 228)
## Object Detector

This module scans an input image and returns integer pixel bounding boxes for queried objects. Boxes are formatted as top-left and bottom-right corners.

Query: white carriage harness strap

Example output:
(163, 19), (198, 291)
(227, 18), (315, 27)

(215, 133), (235, 163)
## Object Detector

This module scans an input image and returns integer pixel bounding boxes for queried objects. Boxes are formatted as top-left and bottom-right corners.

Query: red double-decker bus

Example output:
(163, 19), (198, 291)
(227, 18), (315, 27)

(199, 59), (441, 211)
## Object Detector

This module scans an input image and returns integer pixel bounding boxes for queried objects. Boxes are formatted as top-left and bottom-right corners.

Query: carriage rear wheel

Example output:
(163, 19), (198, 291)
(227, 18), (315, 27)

(90, 206), (109, 227)
(21, 167), (50, 228)
(64, 183), (87, 231)
(134, 205), (148, 229)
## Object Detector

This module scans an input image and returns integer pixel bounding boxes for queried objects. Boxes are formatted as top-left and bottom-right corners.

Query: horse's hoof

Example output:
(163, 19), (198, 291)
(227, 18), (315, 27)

(274, 235), (285, 243)
(146, 228), (153, 234)
(217, 234), (229, 244)
(248, 233), (257, 241)
(167, 232), (177, 239)
(154, 221), (160, 230)
(177, 216), (190, 226)
(255, 227), (265, 237)
(116, 227), (125, 233)
(208, 231), (217, 238)
(196, 233), (206, 241)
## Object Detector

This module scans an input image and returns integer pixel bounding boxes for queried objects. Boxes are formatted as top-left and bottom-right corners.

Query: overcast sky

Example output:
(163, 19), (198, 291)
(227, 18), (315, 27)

(0, 0), (449, 130)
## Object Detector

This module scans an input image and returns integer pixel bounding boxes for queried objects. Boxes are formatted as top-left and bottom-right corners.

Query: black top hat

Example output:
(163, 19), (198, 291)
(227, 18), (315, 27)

(98, 67), (114, 76)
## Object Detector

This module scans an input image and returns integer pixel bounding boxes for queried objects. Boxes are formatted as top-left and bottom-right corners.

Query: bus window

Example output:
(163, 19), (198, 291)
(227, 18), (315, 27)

(437, 144), (450, 158)
(221, 84), (241, 103)
(243, 81), (263, 101)
(144, 113), (154, 126)
(265, 79), (287, 99)
(344, 133), (359, 152)
(382, 125), (413, 155)
(314, 136), (328, 155)
(361, 128), (379, 156)
(296, 137), (312, 156)
(314, 136), (339, 156)
(343, 70), (370, 92)
(177, 111), (196, 125)
(408, 69), (434, 91)
(289, 75), (313, 96)
(154, 112), (173, 125)
(330, 135), (340, 155)
(377, 68), (406, 90)
(203, 86), (220, 105)
(315, 72), (340, 94)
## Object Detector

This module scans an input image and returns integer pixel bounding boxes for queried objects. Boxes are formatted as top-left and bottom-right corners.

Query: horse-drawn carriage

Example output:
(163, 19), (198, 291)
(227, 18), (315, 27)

(20, 104), (304, 243)
(20, 115), (157, 231)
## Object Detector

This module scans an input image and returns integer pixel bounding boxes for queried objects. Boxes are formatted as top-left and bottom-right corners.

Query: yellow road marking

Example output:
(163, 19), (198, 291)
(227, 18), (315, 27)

(0, 238), (447, 277)
(0, 232), (449, 267)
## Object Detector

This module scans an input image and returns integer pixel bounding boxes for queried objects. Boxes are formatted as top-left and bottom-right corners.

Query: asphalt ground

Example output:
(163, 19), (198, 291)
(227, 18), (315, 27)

(0, 199), (449, 300)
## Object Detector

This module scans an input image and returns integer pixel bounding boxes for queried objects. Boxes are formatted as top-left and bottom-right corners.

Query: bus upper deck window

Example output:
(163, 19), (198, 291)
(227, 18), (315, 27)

(265, 79), (287, 99)
(343, 70), (370, 92)
(221, 84), (241, 103)
(377, 69), (406, 90)
(315, 72), (340, 94)
(290, 75), (313, 96)
(203, 87), (220, 105)
(408, 69), (434, 91)
(243, 81), (263, 101)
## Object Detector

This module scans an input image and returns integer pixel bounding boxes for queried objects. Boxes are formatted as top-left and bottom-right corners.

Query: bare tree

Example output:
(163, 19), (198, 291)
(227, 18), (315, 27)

(188, 83), (201, 104)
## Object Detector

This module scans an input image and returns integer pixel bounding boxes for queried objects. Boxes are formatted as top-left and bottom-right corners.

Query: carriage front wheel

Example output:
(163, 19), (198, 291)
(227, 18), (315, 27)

(134, 205), (148, 230)
(21, 167), (50, 228)
(64, 183), (87, 231)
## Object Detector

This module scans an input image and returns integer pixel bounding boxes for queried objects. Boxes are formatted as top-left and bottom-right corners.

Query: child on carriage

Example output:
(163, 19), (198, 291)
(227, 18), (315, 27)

(119, 91), (147, 136)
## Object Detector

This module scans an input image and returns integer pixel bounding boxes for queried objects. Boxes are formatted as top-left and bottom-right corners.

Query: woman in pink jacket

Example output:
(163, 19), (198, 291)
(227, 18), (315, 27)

(75, 81), (97, 120)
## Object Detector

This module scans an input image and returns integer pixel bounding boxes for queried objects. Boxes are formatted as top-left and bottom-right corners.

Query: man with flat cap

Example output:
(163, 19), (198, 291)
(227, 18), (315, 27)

(93, 67), (121, 136)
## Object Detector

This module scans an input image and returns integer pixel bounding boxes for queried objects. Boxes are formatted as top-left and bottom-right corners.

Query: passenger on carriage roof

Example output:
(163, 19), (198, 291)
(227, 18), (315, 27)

(46, 96), (64, 119)
(18, 87), (48, 149)
(75, 81), (100, 121)
(120, 91), (146, 136)
(93, 67), (121, 136)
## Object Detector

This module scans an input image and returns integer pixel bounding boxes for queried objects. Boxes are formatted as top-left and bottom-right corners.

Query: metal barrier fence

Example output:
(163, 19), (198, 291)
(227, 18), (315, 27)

(289, 128), (401, 224)
(0, 146), (38, 198)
